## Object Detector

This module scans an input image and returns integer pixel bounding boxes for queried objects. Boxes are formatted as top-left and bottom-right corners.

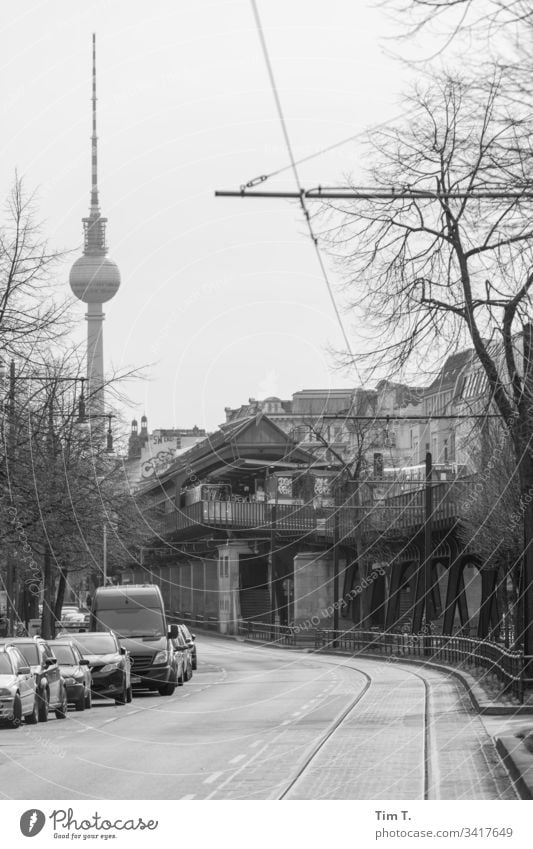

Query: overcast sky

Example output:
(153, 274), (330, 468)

(0, 0), (426, 432)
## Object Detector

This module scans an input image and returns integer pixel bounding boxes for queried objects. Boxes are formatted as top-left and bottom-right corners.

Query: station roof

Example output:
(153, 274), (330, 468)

(138, 413), (321, 496)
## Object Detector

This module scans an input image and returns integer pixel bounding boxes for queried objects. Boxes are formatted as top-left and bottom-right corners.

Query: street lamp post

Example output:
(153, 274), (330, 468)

(103, 522), (108, 586)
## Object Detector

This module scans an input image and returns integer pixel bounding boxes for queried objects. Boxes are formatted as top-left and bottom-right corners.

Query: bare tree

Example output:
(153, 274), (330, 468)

(322, 72), (533, 649)
(0, 352), (150, 638)
(383, 0), (533, 44)
(0, 176), (68, 362)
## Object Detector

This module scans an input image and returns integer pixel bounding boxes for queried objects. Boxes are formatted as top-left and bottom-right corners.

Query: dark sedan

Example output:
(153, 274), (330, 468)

(65, 631), (132, 705)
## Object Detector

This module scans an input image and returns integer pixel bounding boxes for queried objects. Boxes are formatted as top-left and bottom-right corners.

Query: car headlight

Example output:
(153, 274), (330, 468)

(153, 651), (169, 665)
(0, 688), (13, 697)
(99, 663), (121, 673)
(63, 677), (76, 684)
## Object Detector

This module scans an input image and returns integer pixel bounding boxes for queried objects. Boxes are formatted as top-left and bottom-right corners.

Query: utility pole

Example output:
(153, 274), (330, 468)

(412, 452), (433, 634)
(103, 522), (107, 585)
(522, 324), (533, 676)
(332, 506), (339, 646)
(269, 501), (277, 632)
(6, 359), (16, 635)
(41, 395), (56, 641)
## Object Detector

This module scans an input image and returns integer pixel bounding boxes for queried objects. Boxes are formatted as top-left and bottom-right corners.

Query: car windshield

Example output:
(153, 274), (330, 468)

(72, 634), (117, 655)
(52, 645), (77, 664)
(15, 643), (40, 666)
(0, 654), (13, 674)
(94, 609), (165, 638)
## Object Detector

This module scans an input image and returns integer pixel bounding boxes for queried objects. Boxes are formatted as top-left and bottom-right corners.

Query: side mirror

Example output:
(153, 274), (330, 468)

(80, 658), (90, 666)
(119, 646), (126, 655)
(19, 666), (31, 675)
(191, 634), (196, 641)
(46, 657), (57, 667)
(169, 624), (179, 639)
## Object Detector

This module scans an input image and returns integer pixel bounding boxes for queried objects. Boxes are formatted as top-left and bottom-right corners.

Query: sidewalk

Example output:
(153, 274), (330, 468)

(197, 626), (533, 799)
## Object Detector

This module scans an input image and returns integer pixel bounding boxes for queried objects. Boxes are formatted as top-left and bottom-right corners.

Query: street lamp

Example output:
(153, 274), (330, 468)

(102, 516), (119, 586)
(75, 381), (115, 453)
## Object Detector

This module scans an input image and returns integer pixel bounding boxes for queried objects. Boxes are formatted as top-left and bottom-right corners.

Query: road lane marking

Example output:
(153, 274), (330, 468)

(249, 740), (263, 748)
(180, 794), (196, 799)
(229, 754), (246, 764)
(281, 720), (291, 726)
(204, 771), (224, 784)
(206, 743), (271, 799)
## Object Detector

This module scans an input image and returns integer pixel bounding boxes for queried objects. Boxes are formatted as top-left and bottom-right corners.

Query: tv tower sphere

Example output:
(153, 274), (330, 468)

(70, 254), (120, 303)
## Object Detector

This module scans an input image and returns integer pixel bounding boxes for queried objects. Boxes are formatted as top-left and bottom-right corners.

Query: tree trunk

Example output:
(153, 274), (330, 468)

(41, 544), (54, 640)
(54, 566), (68, 625)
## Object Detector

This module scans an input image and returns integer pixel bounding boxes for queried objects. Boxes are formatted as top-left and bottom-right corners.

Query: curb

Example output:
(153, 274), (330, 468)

(496, 737), (533, 800)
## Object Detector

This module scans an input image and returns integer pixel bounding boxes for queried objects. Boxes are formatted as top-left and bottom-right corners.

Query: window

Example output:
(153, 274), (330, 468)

(0, 654), (13, 674)
(16, 643), (39, 666)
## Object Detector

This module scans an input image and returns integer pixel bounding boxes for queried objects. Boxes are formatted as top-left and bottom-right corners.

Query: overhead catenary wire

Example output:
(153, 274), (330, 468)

(240, 109), (419, 190)
(249, 0), (361, 381)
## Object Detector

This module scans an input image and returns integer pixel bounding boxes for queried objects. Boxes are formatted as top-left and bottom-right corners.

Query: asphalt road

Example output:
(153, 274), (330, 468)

(0, 636), (519, 800)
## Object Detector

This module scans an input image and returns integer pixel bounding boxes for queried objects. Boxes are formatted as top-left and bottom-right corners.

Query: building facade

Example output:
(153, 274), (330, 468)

(124, 350), (515, 640)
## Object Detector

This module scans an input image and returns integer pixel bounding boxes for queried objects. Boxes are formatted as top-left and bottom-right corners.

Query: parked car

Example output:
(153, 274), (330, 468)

(0, 637), (68, 721)
(59, 606), (89, 631)
(171, 631), (190, 685)
(0, 644), (38, 728)
(65, 631), (131, 705)
(178, 624), (197, 671)
(91, 585), (179, 696)
(50, 639), (92, 711)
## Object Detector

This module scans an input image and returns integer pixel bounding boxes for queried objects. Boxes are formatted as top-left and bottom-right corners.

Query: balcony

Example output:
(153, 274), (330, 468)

(159, 480), (474, 542)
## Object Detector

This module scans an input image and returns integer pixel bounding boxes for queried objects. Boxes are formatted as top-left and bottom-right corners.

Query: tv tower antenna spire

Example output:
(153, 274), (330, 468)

(91, 32), (99, 215)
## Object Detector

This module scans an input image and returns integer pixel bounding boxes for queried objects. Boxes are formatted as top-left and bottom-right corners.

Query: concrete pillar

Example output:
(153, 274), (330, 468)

(216, 542), (248, 634)
(293, 551), (333, 629)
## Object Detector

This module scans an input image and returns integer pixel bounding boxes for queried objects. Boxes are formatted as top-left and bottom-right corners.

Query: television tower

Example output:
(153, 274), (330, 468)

(69, 34), (120, 415)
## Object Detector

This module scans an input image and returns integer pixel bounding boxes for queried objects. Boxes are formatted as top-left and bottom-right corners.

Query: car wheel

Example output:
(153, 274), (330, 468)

(158, 680), (176, 696)
(126, 685), (132, 704)
(84, 688), (92, 709)
(192, 658), (197, 671)
(9, 694), (23, 728)
(37, 689), (49, 723)
(178, 669), (184, 686)
(55, 687), (68, 720)
(24, 697), (39, 725)
(75, 692), (85, 712)
(115, 683), (127, 706)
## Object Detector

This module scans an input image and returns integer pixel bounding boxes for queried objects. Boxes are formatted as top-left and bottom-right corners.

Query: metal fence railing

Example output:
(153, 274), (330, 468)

(238, 620), (299, 646)
(164, 614), (529, 702)
(314, 629), (527, 702)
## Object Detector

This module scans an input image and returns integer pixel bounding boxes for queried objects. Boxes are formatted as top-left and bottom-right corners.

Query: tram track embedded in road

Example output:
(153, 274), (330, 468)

(277, 665), (372, 800)
(276, 657), (432, 800)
